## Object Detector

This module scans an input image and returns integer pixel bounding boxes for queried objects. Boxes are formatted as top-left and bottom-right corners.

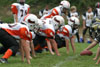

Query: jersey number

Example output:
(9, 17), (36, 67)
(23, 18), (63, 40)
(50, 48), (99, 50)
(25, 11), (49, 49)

(20, 9), (27, 17)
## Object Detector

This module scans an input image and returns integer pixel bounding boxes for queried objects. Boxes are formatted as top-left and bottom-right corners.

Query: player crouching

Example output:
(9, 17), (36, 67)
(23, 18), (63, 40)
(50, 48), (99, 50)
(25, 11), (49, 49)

(0, 14), (39, 64)
(57, 16), (80, 54)
(89, 22), (100, 64)
(33, 15), (65, 56)
(81, 16), (100, 64)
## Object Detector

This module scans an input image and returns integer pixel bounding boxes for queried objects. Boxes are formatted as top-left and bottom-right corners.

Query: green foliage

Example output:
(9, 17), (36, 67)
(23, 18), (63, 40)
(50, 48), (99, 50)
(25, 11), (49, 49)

(69, 0), (97, 12)
(2, 16), (14, 23)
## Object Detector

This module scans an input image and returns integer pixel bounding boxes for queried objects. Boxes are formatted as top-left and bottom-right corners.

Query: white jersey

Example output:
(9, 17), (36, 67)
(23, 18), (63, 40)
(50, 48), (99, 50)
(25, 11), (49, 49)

(67, 12), (79, 20)
(11, 3), (30, 23)
(94, 8), (100, 17)
(39, 9), (50, 17)
(0, 23), (35, 40)
(43, 9), (50, 15)
(38, 19), (55, 38)
(57, 25), (75, 39)
(82, 11), (94, 27)
(41, 6), (62, 19)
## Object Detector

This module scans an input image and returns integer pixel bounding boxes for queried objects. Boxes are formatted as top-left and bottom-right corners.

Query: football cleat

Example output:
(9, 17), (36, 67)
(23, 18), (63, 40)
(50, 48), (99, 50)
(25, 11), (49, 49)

(0, 58), (8, 63)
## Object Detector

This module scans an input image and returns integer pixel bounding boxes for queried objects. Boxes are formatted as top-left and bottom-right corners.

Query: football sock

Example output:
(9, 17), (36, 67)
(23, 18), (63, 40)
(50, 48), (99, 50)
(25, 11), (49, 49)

(2, 49), (13, 59)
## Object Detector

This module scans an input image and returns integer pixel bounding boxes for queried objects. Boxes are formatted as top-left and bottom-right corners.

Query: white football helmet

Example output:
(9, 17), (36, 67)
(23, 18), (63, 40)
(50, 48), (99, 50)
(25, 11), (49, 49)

(52, 15), (65, 30)
(68, 16), (80, 28)
(37, 19), (44, 28)
(23, 14), (39, 31)
(60, 0), (70, 9)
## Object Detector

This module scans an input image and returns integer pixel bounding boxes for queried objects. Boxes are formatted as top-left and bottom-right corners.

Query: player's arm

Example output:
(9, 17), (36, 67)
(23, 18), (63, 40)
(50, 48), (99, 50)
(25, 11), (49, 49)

(70, 36), (75, 54)
(45, 29), (60, 56)
(85, 41), (98, 50)
(96, 56), (100, 64)
(14, 14), (18, 23)
(82, 13), (86, 29)
(19, 28), (33, 64)
(11, 4), (18, 23)
(46, 39), (55, 55)
(65, 39), (69, 54)
(30, 40), (36, 57)
(49, 38), (60, 56)
(83, 20), (86, 29)
(93, 47), (100, 61)
(45, 9), (59, 18)
(20, 39), (30, 64)
(20, 40), (25, 62)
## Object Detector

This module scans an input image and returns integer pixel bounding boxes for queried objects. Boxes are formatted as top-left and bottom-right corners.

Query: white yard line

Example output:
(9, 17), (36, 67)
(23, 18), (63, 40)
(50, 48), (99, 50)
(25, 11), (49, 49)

(53, 54), (80, 67)
(53, 52), (95, 67)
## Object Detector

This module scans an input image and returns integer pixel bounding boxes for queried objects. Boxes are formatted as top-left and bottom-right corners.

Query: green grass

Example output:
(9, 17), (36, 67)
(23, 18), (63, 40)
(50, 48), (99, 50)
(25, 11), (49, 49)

(0, 43), (100, 67)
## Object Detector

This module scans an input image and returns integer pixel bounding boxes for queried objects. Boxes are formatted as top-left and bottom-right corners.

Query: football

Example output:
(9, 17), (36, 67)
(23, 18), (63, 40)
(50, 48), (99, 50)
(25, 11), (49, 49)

(80, 50), (93, 56)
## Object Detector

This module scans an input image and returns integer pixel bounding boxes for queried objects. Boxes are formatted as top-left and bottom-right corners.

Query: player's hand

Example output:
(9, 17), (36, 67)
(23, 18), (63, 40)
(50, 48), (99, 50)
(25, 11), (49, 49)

(57, 53), (61, 56)
(51, 52), (55, 55)
(96, 61), (99, 64)
(32, 54), (37, 57)
(96, 58), (100, 64)
(29, 56), (32, 59)
(93, 57), (97, 61)
(27, 59), (31, 64)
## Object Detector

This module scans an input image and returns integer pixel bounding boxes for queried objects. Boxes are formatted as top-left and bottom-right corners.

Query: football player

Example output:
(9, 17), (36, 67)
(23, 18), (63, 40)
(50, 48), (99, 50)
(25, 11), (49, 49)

(34, 15), (65, 56)
(41, 0), (70, 19)
(57, 16), (80, 54)
(39, 5), (50, 17)
(83, 22), (100, 64)
(67, 6), (79, 20)
(67, 6), (80, 42)
(11, 0), (30, 23)
(82, 6), (94, 42)
(94, 2), (100, 18)
(0, 14), (38, 64)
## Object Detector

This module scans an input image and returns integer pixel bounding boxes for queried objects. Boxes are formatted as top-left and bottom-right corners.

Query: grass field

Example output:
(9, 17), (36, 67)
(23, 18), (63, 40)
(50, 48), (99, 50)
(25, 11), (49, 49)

(0, 43), (100, 67)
